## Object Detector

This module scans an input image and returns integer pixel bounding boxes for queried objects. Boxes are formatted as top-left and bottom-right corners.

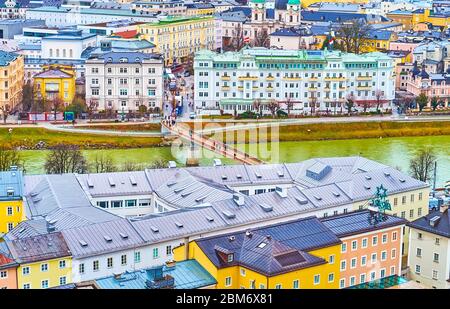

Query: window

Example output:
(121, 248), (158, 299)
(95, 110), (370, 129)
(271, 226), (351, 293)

(91, 88), (99, 96)
(361, 255), (367, 266)
(416, 248), (422, 257)
(418, 232), (422, 239)
(418, 208), (422, 216)
(225, 277), (232, 287)
(409, 209), (414, 218)
(59, 260), (66, 269)
(227, 254), (234, 262)
(382, 234), (387, 244)
(341, 243), (347, 253)
(392, 232), (397, 241)
(79, 263), (85, 275)
(401, 211), (405, 218)
(432, 270), (438, 280)
(360, 274), (366, 284)
(370, 271), (376, 281)
(259, 284), (265, 289)
(313, 274), (320, 285)
(435, 238), (440, 245)
(41, 280), (49, 289)
(371, 253), (377, 263)
(125, 200), (137, 207)
(119, 89), (128, 96)
(59, 276), (66, 286)
(111, 201), (123, 208)
(329, 255), (335, 264)
(93, 260), (99, 271)
(107, 257), (113, 268)
(418, 193), (423, 200)
(350, 258), (357, 269)
(340, 260), (346, 271)
(133, 251), (141, 263)
(381, 251), (387, 261)
(41, 264), (48, 272)
(240, 268), (246, 276)
(380, 269), (386, 278)
(91, 67), (98, 74)
(328, 273), (334, 283)
(391, 249), (396, 259)
(153, 248), (159, 259)
(97, 201), (108, 209)
(362, 238), (368, 248)
(275, 284), (282, 289)
(350, 276), (356, 287)
(166, 245), (172, 256)
(339, 278), (345, 289)
(402, 196), (406, 204)
(293, 280), (299, 289)
(7, 207), (12, 216)
(415, 265), (421, 274)
(433, 253), (439, 263)
(390, 266), (395, 275)
(23, 283), (30, 289)
(120, 254), (127, 266)
(0, 271), (7, 278)
(351, 240), (357, 251)
(372, 236), (378, 246)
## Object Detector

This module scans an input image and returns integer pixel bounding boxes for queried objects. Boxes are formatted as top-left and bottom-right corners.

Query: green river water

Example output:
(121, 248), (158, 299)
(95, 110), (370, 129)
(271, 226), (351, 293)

(19, 135), (449, 186)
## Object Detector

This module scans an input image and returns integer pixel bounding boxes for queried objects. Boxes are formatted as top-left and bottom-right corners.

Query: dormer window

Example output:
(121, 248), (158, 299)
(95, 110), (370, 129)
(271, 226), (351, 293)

(227, 254), (234, 263)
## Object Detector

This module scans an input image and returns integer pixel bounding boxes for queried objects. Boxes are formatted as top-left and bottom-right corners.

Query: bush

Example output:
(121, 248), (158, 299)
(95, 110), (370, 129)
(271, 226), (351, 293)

(237, 111), (258, 119)
(277, 110), (288, 118)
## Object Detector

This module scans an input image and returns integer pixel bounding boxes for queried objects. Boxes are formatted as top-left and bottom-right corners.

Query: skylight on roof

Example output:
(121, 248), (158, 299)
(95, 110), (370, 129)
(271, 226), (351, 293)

(257, 242), (267, 249)
(87, 178), (94, 188)
(108, 177), (116, 187)
(255, 172), (262, 179)
(150, 226), (159, 233)
(175, 221), (184, 228)
(104, 235), (112, 242)
(79, 240), (88, 247)
(236, 174), (242, 179)
(129, 176), (137, 186)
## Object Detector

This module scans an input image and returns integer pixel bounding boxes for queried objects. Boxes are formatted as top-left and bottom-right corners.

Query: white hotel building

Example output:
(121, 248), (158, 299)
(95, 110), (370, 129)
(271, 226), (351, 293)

(193, 48), (395, 115)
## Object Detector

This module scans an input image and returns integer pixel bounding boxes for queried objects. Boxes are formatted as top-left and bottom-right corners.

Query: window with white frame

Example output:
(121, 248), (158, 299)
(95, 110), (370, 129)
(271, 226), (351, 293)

(59, 260), (66, 269)
(361, 255), (367, 266)
(362, 238), (368, 248)
(225, 277), (232, 287)
(360, 273), (366, 284)
(41, 263), (48, 272)
(153, 248), (159, 259)
(313, 274), (320, 285)
(107, 257), (113, 268)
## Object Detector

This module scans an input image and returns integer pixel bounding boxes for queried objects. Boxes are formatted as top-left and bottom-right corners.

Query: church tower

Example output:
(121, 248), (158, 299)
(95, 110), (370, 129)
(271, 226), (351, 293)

(285, 0), (301, 26)
(250, 0), (267, 23)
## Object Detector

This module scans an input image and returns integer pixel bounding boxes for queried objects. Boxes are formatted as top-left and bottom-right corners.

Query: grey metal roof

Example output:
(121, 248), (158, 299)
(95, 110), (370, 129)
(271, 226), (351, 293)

(62, 218), (144, 258)
(408, 209), (450, 238)
(321, 210), (407, 238)
(77, 171), (152, 198)
(7, 232), (71, 264)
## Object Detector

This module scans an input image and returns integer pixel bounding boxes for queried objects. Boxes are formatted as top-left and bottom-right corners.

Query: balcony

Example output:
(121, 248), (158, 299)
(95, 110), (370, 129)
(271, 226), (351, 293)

(356, 76), (372, 81)
(308, 87), (318, 91)
(221, 86), (230, 91)
(252, 86), (259, 90)
(324, 87), (331, 92)
(237, 86), (244, 91)
(283, 76), (301, 81)
(325, 77), (346, 81)
(309, 76), (319, 81)
(238, 76), (258, 81)
(356, 86), (371, 90)
(221, 75), (231, 81)
(267, 86), (274, 91)
(266, 76), (275, 81)
(339, 86), (346, 90)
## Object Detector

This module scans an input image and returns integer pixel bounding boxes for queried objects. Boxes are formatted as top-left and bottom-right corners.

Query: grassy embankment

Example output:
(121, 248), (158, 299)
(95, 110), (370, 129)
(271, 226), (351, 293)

(75, 123), (161, 132)
(204, 121), (450, 144)
(0, 127), (162, 150)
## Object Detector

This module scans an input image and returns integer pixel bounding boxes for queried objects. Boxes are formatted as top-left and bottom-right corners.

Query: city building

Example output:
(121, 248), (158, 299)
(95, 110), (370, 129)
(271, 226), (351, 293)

(2, 157), (429, 284)
(95, 260), (217, 289)
(131, 1), (187, 16)
(193, 48), (395, 115)
(137, 16), (215, 65)
(0, 241), (18, 289)
(407, 206), (450, 289)
(33, 64), (76, 105)
(0, 168), (24, 235)
(0, 19), (45, 40)
(78, 20), (146, 39)
(269, 27), (315, 50)
(7, 232), (72, 289)
(321, 211), (406, 288)
(174, 216), (342, 289)
(41, 29), (97, 62)
(84, 51), (164, 112)
(0, 50), (24, 112)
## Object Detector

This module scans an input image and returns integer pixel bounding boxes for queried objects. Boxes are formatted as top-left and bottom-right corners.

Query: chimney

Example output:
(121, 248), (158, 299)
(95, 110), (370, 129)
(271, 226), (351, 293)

(46, 220), (57, 233)
(245, 230), (253, 238)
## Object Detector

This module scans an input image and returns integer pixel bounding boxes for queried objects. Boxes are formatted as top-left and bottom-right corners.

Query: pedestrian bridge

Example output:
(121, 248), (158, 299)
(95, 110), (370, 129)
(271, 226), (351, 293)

(161, 120), (264, 165)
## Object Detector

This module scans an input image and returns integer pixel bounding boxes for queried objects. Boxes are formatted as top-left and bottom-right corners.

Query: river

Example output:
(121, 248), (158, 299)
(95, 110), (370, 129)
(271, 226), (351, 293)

(19, 135), (449, 186)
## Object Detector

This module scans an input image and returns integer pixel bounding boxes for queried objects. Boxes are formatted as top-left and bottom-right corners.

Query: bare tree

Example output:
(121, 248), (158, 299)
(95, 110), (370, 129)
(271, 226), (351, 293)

(375, 89), (385, 113)
(90, 152), (117, 173)
(309, 95), (318, 115)
(228, 23), (245, 51)
(148, 159), (169, 169)
(398, 95), (414, 114)
(285, 97), (294, 116)
(409, 147), (436, 182)
(22, 81), (34, 112)
(253, 29), (270, 48)
(0, 104), (10, 124)
(336, 19), (371, 54)
(86, 99), (98, 122)
(44, 144), (88, 174)
(359, 98), (375, 113)
(0, 147), (24, 171)
(121, 161), (143, 171)
(50, 97), (64, 122)
(345, 94), (355, 115)
(252, 98), (263, 116)
(266, 99), (280, 118)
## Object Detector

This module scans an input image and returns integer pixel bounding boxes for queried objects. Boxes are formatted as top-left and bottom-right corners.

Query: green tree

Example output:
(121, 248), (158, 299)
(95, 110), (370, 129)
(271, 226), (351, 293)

(416, 93), (428, 112)
(65, 96), (87, 117)
(430, 96), (439, 111)
(138, 104), (148, 114)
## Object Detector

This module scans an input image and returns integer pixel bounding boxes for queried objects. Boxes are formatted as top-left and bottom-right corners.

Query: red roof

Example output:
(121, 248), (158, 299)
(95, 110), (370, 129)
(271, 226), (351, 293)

(112, 30), (138, 39)
(0, 253), (14, 267)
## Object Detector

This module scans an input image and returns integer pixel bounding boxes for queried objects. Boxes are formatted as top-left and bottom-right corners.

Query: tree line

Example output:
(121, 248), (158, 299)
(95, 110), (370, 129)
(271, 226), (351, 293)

(0, 145), (169, 175)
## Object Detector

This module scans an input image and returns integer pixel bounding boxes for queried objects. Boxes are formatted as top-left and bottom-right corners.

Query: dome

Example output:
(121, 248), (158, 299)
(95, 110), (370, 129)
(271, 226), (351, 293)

(287, 0), (300, 5)
(419, 67), (429, 79)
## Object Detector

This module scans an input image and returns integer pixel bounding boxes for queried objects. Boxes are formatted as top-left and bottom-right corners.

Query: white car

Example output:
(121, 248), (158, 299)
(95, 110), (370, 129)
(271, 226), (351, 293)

(189, 112), (196, 119)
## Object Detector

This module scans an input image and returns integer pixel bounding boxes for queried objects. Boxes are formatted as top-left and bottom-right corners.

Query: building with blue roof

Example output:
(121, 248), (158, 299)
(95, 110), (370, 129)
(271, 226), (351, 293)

(0, 167), (25, 235)
(95, 260), (217, 289)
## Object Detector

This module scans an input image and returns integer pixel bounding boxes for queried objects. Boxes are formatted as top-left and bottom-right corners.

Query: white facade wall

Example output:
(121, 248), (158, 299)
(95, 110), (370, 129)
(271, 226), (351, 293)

(85, 57), (164, 112)
(91, 194), (153, 218)
(41, 36), (97, 60)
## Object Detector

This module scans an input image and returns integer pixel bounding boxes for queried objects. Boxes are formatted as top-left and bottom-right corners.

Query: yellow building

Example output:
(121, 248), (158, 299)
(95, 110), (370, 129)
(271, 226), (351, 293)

(8, 232), (72, 289)
(387, 9), (450, 31)
(185, 3), (215, 16)
(0, 168), (24, 236)
(137, 16), (215, 65)
(0, 50), (24, 112)
(174, 217), (341, 289)
(33, 65), (76, 106)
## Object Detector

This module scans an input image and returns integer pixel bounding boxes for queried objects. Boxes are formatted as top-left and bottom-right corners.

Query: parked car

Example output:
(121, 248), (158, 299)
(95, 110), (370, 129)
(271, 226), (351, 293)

(189, 112), (196, 119)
